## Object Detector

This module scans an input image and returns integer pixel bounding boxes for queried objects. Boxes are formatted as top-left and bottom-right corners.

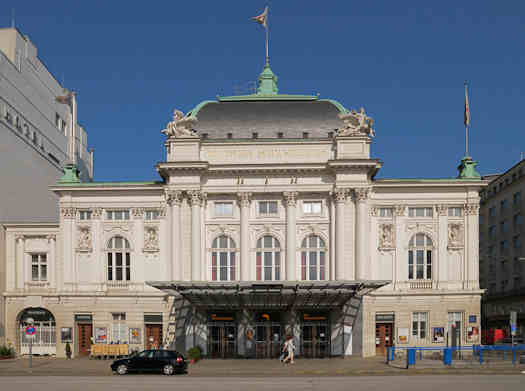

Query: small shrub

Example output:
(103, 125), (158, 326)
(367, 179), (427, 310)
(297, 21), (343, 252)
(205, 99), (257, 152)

(0, 345), (15, 358)
(187, 346), (202, 362)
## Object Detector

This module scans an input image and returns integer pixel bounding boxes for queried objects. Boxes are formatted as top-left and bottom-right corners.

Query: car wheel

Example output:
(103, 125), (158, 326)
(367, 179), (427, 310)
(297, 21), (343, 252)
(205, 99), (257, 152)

(116, 364), (128, 375)
(163, 364), (174, 376)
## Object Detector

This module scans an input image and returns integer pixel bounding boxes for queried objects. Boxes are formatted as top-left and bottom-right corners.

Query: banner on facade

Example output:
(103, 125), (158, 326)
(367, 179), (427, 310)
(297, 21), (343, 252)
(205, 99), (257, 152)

(95, 327), (107, 343)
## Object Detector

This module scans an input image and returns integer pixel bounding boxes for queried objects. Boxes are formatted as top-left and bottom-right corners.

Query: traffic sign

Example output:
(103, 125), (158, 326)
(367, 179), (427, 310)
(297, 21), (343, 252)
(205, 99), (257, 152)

(25, 326), (36, 337)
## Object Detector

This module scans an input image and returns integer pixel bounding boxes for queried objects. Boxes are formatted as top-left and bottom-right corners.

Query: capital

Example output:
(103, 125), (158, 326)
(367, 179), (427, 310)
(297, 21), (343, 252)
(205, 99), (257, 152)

(91, 208), (103, 219)
(15, 234), (25, 243)
(187, 190), (203, 206)
(46, 234), (56, 242)
(132, 208), (144, 219)
(394, 205), (406, 217)
(60, 207), (76, 219)
(164, 189), (183, 206)
(237, 192), (252, 207)
(464, 203), (480, 215)
(283, 191), (298, 207)
(332, 188), (348, 203)
(435, 204), (448, 216)
(352, 187), (370, 202)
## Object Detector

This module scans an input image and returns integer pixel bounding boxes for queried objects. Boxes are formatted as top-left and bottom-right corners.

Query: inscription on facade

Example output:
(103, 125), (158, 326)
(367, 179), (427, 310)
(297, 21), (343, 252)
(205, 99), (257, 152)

(203, 145), (331, 164)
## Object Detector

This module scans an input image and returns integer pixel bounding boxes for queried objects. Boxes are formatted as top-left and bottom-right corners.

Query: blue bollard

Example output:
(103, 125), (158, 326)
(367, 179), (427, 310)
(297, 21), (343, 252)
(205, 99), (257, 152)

(443, 348), (452, 366)
(479, 348), (483, 364)
(407, 348), (416, 366)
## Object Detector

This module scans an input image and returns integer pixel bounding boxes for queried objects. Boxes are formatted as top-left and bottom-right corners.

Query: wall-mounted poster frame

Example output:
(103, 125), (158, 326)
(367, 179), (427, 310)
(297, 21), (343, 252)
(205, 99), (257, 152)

(129, 328), (141, 344)
(95, 327), (107, 344)
(432, 327), (445, 343)
(61, 327), (72, 343)
(398, 327), (409, 344)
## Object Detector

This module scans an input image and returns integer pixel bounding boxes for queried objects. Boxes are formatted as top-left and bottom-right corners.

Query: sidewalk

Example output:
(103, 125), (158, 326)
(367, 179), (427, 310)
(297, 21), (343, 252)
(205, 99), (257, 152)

(0, 356), (524, 377)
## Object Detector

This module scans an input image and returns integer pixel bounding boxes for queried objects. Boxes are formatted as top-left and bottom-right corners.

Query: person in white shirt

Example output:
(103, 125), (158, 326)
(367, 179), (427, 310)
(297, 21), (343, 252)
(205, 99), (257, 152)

(282, 335), (296, 364)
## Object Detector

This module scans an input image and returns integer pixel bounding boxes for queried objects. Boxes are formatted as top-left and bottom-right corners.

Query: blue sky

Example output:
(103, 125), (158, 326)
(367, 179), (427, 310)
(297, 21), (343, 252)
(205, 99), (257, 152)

(4, 1), (525, 181)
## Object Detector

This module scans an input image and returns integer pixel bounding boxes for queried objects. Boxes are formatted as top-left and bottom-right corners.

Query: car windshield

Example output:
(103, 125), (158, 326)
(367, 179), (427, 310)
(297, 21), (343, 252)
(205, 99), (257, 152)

(134, 351), (150, 358)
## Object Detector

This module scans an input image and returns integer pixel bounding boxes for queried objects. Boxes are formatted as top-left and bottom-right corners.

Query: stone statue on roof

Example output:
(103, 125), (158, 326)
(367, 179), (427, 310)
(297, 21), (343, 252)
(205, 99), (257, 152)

(336, 107), (375, 138)
(161, 109), (198, 138)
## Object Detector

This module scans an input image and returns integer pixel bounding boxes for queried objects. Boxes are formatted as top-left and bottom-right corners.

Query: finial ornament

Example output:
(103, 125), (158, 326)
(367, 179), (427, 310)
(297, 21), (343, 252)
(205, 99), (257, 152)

(161, 109), (198, 138)
(337, 107), (375, 138)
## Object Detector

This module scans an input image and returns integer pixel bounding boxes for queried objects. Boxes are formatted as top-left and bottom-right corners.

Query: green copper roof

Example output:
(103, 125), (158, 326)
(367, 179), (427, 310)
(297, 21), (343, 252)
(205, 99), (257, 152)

(58, 163), (81, 184)
(257, 60), (278, 95)
(54, 181), (161, 188)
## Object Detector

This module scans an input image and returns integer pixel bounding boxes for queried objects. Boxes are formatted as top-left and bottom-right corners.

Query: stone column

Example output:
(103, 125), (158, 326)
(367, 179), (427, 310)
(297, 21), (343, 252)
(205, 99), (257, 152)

(353, 188), (370, 280)
(465, 203), (480, 289)
(165, 190), (183, 280)
(91, 208), (103, 290)
(284, 192), (298, 281)
(237, 192), (252, 281)
(435, 204), (448, 287)
(333, 188), (347, 280)
(47, 234), (56, 289)
(188, 190), (202, 281)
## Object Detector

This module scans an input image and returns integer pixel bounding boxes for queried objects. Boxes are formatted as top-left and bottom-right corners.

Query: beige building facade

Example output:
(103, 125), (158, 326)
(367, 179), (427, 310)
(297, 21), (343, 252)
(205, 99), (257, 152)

(2, 63), (487, 358)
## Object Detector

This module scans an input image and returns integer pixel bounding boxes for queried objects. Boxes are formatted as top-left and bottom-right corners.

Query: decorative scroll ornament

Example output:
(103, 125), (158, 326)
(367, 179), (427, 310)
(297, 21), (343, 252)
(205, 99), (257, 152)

(353, 187), (370, 202)
(435, 204), (448, 216)
(379, 223), (395, 249)
(158, 207), (167, 218)
(161, 109), (198, 138)
(187, 190), (203, 206)
(283, 191), (298, 207)
(369, 206), (379, 217)
(77, 226), (92, 252)
(164, 189), (183, 206)
(60, 207), (76, 219)
(394, 205), (406, 217)
(91, 208), (103, 219)
(132, 208), (144, 219)
(297, 223), (327, 238)
(336, 107), (375, 138)
(144, 227), (159, 252)
(464, 203), (480, 215)
(448, 223), (464, 249)
(332, 188), (348, 203)
(237, 192), (252, 207)
(46, 234), (56, 242)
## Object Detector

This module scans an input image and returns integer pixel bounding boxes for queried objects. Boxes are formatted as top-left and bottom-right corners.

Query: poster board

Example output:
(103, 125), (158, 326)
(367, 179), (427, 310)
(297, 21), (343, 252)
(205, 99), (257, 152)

(398, 327), (409, 344)
(467, 326), (479, 342)
(432, 327), (445, 343)
(95, 327), (107, 344)
(129, 328), (141, 344)
(61, 327), (72, 343)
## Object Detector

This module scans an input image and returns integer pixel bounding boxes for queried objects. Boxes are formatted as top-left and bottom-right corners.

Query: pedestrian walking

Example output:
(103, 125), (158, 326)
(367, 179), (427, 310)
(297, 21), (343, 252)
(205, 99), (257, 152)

(282, 335), (295, 364)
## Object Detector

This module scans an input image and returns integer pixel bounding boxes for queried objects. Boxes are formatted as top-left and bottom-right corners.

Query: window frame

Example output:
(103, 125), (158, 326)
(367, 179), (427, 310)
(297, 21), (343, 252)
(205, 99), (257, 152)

(106, 210), (130, 221)
(210, 235), (237, 281)
(412, 312), (428, 340)
(258, 200), (279, 217)
(31, 253), (48, 281)
(214, 202), (234, 217)
(144, 210), (160, 220)
(255, 235), (282, 281)
(78, 210), (92, 220)
(408, 233), (433, 280)
(379, 207), (393, 218)
(107, 236), (131, 281)
(408, 207), (433, 218)
(302, 200), (323, 216)
(448, 207), (463, 217)
(300, 235), (328, 281)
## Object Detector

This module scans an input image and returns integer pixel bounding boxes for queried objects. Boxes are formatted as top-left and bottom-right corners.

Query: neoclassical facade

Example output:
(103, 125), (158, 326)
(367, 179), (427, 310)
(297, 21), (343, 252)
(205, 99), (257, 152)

(2, 63), (487, 358)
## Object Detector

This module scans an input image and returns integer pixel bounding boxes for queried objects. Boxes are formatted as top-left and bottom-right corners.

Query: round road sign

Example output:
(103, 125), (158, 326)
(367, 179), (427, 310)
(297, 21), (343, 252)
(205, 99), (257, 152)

(25, 326), (36, 336)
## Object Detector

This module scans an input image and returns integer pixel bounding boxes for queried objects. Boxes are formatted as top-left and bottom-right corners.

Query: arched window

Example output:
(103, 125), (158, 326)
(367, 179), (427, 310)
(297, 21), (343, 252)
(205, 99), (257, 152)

(107, 236), (131, 281)
(408, 233), (433, 280)
(211, 235), (236, 281)
(300, 235), (327, 281)
(256, 235), (281, 281)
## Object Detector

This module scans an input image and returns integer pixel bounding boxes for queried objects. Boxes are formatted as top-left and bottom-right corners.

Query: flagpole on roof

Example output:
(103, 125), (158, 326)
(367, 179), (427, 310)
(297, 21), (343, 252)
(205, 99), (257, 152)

(464, 81), (470, 158)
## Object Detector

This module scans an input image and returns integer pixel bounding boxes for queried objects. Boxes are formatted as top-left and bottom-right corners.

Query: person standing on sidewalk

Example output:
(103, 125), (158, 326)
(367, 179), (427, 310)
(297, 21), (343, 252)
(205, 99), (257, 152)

(282, 335), (295, 364)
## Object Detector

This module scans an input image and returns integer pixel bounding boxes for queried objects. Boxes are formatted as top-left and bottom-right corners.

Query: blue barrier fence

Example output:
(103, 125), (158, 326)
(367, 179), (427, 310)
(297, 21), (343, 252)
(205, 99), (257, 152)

(386, 344), (525, 367)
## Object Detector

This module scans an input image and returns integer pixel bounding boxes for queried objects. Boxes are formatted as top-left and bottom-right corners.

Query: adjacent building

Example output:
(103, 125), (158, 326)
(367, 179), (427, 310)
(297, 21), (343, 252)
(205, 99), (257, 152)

(0, 27), (92, 344)
(479, 159), (525, 337)
(2, 60), (487, 358)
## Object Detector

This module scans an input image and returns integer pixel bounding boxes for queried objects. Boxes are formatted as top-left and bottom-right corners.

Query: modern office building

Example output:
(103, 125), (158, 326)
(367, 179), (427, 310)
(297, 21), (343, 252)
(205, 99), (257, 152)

(479, 159), (525, 337)
(2, 60), (487, 358)
(0, 27), (93, 344)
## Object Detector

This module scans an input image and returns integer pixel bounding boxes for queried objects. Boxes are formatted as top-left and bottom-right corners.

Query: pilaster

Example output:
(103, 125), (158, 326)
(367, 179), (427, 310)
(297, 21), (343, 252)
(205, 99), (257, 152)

(188, 190), (203, 280)
(333, 188), (348, 280)
(353, 187), (370, 280)
(435, 204), (448, 285)
(465, 202), (480, 289)
(283, 191), (298, 281)
(166, 190), (183, 280)
(237, 192), (252, 281)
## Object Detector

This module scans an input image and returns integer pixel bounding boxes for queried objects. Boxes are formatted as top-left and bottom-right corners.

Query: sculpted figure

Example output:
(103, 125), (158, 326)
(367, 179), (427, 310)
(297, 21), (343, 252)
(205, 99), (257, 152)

(337, 107), (375, 138)
(144, 228), (159, 250)
(380, 224), (394, 248)
(161, 109), (198, 138)
(78, 228), (91, 249)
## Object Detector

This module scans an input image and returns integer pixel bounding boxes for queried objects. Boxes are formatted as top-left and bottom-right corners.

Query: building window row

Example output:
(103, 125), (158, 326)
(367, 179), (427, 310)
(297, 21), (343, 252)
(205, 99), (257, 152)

(78, 208), (161, 221)
(213, 200), (324, 217)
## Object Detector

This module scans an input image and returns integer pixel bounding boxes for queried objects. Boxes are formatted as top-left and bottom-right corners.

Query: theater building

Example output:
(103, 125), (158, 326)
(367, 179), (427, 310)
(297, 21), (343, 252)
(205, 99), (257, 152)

(2, 62), (487, 358)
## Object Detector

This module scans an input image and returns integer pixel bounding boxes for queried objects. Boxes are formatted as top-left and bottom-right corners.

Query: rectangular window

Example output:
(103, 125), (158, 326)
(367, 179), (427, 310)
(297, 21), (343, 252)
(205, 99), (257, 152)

(514, 214), (523, 230)
(488, 225), (496, 238)
(513, 192), (521, 206)
(408, 207), (433, 217)
(259, 201), (278, 215)
(379, 208), (393, 218)
(215, 202), (233, 217)
(448, 207), (463, 217)
(303, 201), (322, 215)
(144, 210), (160, 220)
(501, 220), (509, 234)
(79, 210), (92, 220)
(489, 206), (496, 217)
(106, 210), (130, 220)
(111, 313), (127, 343)
(31, 253), (47, 281)
(412, 312), (427, 339)
(513, 235), (521, 249)
(501, 199), (508, 212)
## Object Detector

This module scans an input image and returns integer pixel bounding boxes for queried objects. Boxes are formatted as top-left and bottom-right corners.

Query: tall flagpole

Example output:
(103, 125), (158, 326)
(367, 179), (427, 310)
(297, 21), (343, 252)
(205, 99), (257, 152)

(266, 21), (269, 64)
(464, 81), (470, 158)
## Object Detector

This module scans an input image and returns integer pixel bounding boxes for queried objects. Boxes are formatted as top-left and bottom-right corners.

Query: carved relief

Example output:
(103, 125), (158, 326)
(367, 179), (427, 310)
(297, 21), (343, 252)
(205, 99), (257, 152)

(464, 203), (480, 215)
(237, 192), (252, 207)
(165, 189), (183, 206)
(369, 206), (379, 217)
(448, 223), (464, 249)
(283, 191), (298, 207)
(60, 207), (76, 219)
(379, 223), (395, 249)
(77, 226), (92, 252)
(336, 107), (375, 138)
(435, 204), (448, 216)
(143, 227), (159, 252)
(208, 224), (238, 237)
(297, 224), (329, 240)
(252, 224), (285, 244)
(406, 223), (435, 233)
(161, 109), (198, 138)
(394, 205), (406, 217)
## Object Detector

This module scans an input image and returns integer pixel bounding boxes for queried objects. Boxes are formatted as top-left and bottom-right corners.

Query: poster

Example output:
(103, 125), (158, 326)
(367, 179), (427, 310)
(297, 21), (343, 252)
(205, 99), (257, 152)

(432, 327), (445, 343)
(95, 327), (107, 343)
(469, 315), (477, 323)
(129, 328), (141, 344)
(398, 328), (409, 343)
(467, 326), (479, 342)
(61, 327), (72, 343)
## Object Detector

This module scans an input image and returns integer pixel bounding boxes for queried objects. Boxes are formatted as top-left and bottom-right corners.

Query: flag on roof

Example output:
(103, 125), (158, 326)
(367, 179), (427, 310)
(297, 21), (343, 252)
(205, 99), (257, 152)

(464, 83), (470, 127)
(56, 91), (72, 106)
(252, 7), (268, 29)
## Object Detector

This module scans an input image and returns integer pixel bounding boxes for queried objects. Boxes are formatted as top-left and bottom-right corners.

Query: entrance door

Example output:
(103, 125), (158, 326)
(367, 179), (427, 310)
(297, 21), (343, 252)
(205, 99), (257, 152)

(77, 324), (93, 356)
(145, 324), (163, 350)
(208, 323), (237, 358)
(375, 323), (393, 355)
(302, 323), (330, 358)
(255, 323), (282, 358)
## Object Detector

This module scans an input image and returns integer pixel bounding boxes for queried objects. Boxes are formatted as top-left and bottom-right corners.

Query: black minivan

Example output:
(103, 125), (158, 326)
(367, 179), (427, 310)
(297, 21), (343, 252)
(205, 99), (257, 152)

(111, 349), (188, 375)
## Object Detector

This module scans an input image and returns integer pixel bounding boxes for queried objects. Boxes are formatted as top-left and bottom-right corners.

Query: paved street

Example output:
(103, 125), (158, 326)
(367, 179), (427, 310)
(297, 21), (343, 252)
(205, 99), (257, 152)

(0, 375), (524, 391)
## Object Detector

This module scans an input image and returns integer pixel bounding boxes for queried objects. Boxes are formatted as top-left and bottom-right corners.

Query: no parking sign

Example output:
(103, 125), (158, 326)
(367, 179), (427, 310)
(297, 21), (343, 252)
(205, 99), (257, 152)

(25, 325), (36, 338)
